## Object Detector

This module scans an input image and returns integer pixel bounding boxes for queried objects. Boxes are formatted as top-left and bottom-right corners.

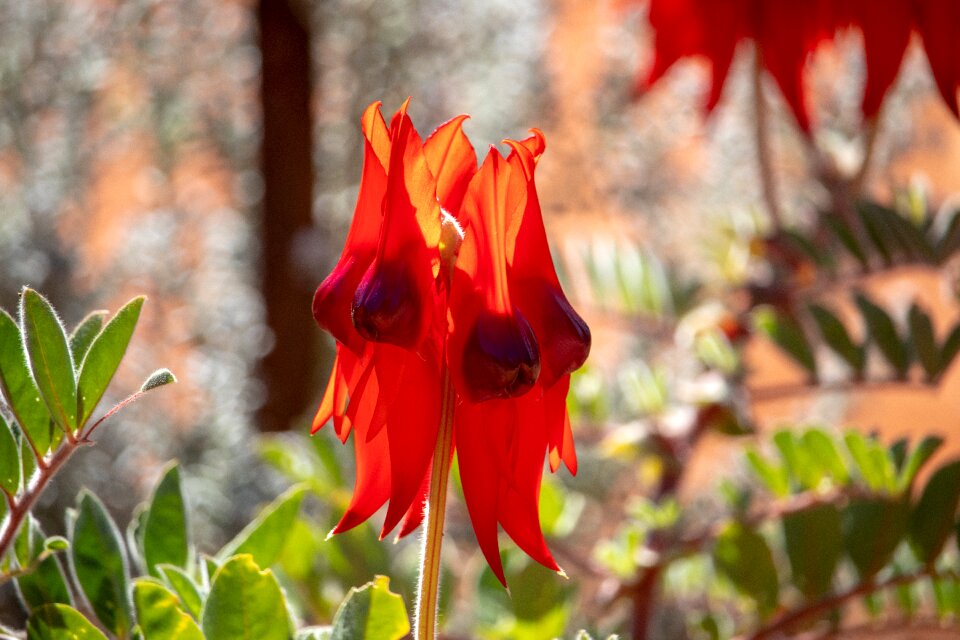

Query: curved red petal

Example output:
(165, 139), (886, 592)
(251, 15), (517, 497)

(853, 0), (911, 117)
(424, 114), (477, 214)
(332, 410), (391, 535)
(914, 0), (960, 118)
(456, 400), (510, 585)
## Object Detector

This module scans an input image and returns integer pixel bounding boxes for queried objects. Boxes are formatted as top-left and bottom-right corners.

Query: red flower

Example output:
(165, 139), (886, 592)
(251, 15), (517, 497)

(641, 0), (960, 129)
(312, 101), (590, 585)
(448, 132), (589, 583)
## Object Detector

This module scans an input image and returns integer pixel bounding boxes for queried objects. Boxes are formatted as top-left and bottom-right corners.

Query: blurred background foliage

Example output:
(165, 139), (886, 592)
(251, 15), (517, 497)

(3, 0), (960, 638)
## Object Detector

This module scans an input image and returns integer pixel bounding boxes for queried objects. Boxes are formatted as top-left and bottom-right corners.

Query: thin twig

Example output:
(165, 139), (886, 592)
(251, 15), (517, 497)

(742, 568), (955, 640)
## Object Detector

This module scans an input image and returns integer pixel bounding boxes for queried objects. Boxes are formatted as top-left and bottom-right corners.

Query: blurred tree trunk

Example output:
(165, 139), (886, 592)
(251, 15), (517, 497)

(256, 0), (314, 432)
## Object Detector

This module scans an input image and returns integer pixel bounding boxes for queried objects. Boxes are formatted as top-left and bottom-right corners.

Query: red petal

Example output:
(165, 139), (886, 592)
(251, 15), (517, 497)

(332, 409), (391, 535)
(378, 346), (442, 538)
(853, 0), (911, 117)
(424, 114), (477, 214)
(914, 0), (960, 118)
(456, 400), (510, 585)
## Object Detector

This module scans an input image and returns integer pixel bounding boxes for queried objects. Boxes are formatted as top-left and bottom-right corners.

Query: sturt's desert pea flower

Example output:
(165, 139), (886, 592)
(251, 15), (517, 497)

(311, 99), (590, 586)
(640, 0), (960, 130)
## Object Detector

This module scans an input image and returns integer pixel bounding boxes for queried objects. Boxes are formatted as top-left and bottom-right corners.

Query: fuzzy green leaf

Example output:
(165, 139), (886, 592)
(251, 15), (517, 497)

(26, 604), (107, 640)
(0, 414), (20, 494)
(909, 460), (960, 565)
(70, 491), (133, 638)
(143, 463), (189, 577)
(201, 555), (290, 640)
(825, 215), (868, 268)
(0, 309), (56, 454)
(68, 311), (108, 371)
(133, 578), (203, 640)
(20, 289), (78, 433)
(77, 297), (144, 425)
(157, 565), (203, 620)
(330, 575), (410, 640)
(14, 516), (72, 610)
(800, 429), (849, 485)
(897, 435), (943, 493)
(940, 325), (960, 374)
(140, 369), (177, 393)
(745, 450), (790, 498)
(216, 485), (305, 568)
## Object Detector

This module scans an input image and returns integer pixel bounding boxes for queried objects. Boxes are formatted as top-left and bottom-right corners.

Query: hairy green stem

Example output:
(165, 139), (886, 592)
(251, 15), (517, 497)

(414, 366), (457, 640)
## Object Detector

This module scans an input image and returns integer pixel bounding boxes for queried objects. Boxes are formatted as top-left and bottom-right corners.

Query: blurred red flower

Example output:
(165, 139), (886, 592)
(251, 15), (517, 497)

(641, 0), (960, 129)
(311, 100), (590, 585)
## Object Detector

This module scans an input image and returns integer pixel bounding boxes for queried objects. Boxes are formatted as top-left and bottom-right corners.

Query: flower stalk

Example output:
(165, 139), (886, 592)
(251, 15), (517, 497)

(415, 364), (457, 640)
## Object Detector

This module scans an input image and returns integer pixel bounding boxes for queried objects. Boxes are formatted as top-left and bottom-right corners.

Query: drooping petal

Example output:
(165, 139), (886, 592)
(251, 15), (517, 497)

(313, 105), (389, 353)
(449, 148), (541, 402)
(331, 407), (392, 535)
(504, 139), (591, 388)
(850, 0), (911, 118)
(456, 399), (514, 585)
(913, 0), (960, 119)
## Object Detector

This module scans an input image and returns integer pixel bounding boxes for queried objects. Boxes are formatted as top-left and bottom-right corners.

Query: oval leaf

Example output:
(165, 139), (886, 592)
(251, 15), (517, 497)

(809, 304), (865, 376)
(134, 578), (203, 640)
(15, 515), (72, 610)
(0, 414), (20, 494)
(843, 496), (910, 580)
(910, 460), (960, 565)
(201, 555), (290, 640)
(68, 311), (108, 371)
(157, 565), (204, 620)
(141, 369), (177, 393)
(143, 463), (189, 577)
(331, 575), (410, 640)
(783, 503), (842, 598)
(0, 309), (56, 454)
(70, 491), (133, 637)
(216, 485), (305, 567)
(26, 604), (108, 640)
(855, 293), (910, 378)
(712, 522), (779, 617)
(20, 288), (78, 433)
(908, 304), (940, 381)
(754, 307), (817, 378)
(77, 297), (144, 425)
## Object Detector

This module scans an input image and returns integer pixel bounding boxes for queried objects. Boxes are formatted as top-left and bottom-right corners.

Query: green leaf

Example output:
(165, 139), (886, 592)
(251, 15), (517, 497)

(20, 288), (78, 433)
(0, 309), (55, 454)
(70, 491), (133, 638)
(825, 215), (869, 269)
(855, 293), (910, 378)
(909, 460), (960, 565)
(157, 565), (203, 620)
(843, 431), (897, 491)
(935, 208), (960, 262)
(753, 307), (817, 378)
(44, 537), (70, 553)
(773, 431), (821, 491)
(800, 429), (849, 485)
(897, 435), (943, 492)
(745, 450), (790, 498)
(201, 555), (290, 640)
(940, 324), (960, 375)
(216, 485), (305, 567)
(77, 297), (144, 425)
(143, 463), (189, 577)
(908, 304), (940, 380)
(330, 575), (410, 640)
(843, 497), (910, 580)
(857, 204), (894, 265)
(808, 304), (866, 376)
(0, 414), (20, 494)
(712, 522), (779, 617)
(14, 516), (72, 610)
(26, 604), (108, 640)
(783, 503), (842, 598)
(68, 311), (108, 371)
(133, 578), (203, 640)
(141, 369), (177, 393)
